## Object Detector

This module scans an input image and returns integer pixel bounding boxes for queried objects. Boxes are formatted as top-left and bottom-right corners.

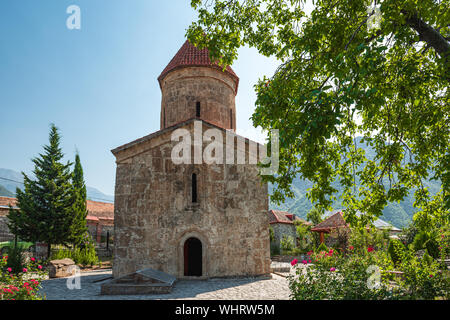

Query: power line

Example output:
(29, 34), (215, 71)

(0, 177), (24, 185)
(0, 176), (114, 203)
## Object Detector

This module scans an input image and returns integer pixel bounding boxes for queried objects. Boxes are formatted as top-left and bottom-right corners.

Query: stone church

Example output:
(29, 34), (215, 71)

(111, 40), (271, 279)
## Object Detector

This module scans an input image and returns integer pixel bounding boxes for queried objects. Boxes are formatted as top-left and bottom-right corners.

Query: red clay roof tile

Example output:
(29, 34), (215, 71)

(311, 211), (348, 232)
(158, 40), (239, 93)
(268, 210), (311, 225)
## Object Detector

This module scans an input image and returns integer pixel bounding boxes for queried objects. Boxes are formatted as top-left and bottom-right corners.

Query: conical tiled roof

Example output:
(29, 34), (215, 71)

(158, 40), (239, 92)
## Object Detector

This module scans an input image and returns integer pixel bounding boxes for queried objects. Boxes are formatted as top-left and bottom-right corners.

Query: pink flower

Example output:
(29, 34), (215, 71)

(290, 259), (298, 266)
(22, 268), (27, 273)
(31, 257), (35, 262)
(308, 260), (311, 263)
(7, 267), (12, 273)
(349, 246), (354, 250)
(307, 251), (313, 256)
(429, 274), (433, 278)
(367, 246), (374, 253)
(330, 267), (336, 272)
(302, 260), (308, 265)
(37, 265), (42, 270)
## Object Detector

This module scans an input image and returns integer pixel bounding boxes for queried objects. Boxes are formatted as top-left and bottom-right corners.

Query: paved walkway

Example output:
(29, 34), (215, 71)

(39, 269), (292, 300)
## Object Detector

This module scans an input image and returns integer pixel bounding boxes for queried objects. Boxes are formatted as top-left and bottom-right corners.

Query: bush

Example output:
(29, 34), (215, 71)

(289, 244), (449, 300)
(316, 242), (328, 253)
(395, 246), (449, 299)
(4, 245), (27, 275)
(402, 224), (418, 247)
(0, 254), (46, 300)
(270, 242), (280, 256)
(289, 247), (392, 300)
(349, 227), (389, 254)
(269, 227), (274, 243)
(425, 238), (440, 259)
(412, 231), (429, 251)
(280, 235), (295, 255)
(295, 222), (315, 253)
(50, 234), (98, 267)
(388, 239), (405, 266)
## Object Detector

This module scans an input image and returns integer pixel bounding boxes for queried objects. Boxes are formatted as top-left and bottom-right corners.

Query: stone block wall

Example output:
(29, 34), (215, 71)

(0, 216), (14, 242)
(271, 223), (297, 250)
(112, 121), (271, 279)
(160, 67), (237, 131)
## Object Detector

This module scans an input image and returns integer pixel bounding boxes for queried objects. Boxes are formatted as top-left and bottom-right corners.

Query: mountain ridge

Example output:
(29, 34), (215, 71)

(0, 168), (114, 203)
(268, 138), (442, 229)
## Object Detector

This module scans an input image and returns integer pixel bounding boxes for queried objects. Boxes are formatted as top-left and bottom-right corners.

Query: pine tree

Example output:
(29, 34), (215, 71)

(7, 124), (76, 258)
(69, 152), (88, 247)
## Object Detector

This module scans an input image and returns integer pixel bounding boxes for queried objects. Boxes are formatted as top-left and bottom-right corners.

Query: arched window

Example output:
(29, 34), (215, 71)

(192, 173), (198, 203)
(196, 102), (201, 117)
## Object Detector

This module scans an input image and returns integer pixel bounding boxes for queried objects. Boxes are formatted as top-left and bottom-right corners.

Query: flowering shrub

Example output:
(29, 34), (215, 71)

(289, 247), (393, 300)
(288, 242), (449, 300)
(393, 243), (449, 299)
(0, 254), (47, 300)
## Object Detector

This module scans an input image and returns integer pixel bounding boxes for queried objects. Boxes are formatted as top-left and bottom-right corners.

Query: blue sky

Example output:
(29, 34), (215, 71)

(0, 0), (280, 195)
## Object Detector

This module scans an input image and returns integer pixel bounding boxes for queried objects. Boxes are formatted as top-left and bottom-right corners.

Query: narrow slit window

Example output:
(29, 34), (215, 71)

(230, 109), (233, 129)
(196, 102), (201, 117)
(192, 173), (198, 203)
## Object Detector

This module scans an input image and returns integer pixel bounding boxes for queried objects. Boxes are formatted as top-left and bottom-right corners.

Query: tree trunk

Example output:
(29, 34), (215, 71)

(402, 10), (450, 58)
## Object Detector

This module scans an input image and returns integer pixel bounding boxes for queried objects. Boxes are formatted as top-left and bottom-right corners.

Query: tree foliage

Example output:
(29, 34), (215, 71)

(7, 124), (76, 256)
(187, 0), (449, 227)
(69, 153), (88, 247)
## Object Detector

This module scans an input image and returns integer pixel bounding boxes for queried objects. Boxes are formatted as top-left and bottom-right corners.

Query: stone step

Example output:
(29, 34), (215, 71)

(100, 268), (176, 295)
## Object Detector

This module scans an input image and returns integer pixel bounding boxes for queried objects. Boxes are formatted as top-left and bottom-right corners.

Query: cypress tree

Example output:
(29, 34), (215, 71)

(7, 124), (75, 258)
(69, 152), (88, 247)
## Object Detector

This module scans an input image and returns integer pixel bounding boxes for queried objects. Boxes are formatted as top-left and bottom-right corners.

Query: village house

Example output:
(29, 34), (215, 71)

(268, 209), (311, 250)
(311, 211), (402, 245)
(0, 196), (114, 245)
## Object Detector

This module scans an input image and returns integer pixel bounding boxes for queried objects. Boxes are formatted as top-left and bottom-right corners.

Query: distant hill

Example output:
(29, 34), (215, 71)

(0, 185), (14, 197)
(269, 137), (442, 229)
(0, 168), (114, 203)
(86, 186), (114, 203)
(0, 168), (23, 194)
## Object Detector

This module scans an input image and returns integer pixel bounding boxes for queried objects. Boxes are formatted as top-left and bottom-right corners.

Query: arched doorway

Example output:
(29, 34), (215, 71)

(183, 237), (202, 276)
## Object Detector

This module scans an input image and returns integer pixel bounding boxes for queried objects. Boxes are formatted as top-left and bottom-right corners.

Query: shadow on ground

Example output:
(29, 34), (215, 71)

(40, 270), (287, 300)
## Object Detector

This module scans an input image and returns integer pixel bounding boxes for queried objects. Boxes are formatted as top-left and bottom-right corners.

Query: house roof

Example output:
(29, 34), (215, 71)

(311, 211), (348, 232)
(86, 200), (114, 220)
(314, 210), (402, 232)
(0, 197), (114, 221)
(268, 210), (311, 226)
(322, 210), (401, 232)
(0, 197), (17, 209)
(158, 40), (239, 92)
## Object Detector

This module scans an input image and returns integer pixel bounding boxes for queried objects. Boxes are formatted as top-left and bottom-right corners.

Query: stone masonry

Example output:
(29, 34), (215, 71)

(111, 40), (271, 280)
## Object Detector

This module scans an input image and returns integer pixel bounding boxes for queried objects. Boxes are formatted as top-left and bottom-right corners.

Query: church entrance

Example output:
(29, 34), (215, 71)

(183, 237), (202, 276)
